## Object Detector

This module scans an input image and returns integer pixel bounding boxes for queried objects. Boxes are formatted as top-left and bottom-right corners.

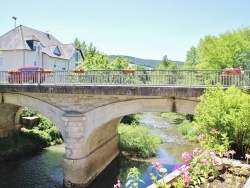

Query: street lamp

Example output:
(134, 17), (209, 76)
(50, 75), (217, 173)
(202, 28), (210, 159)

(12, 16), (17, 65)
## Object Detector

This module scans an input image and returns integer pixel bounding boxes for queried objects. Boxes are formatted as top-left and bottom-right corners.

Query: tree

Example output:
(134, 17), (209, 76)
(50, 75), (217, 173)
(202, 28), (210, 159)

(194, 85), (250, 155)
(110, 56), (129, 69)
(194, 27), (250, 69)
(184, 46), (198, 69)
(74, 38), (87, 54)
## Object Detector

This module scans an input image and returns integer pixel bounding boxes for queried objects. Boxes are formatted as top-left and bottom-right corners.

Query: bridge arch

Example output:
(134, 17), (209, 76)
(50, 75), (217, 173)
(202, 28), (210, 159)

(2, 93), (66, 139)
(85, 97), (199, 150)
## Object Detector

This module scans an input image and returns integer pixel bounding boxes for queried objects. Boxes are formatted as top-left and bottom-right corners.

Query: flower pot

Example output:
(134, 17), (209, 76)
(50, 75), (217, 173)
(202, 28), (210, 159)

(165, 74), (173, 77)
(122, 69), (135, 74)
(42, 70), (53, 73)
(72, 69), (84, 73)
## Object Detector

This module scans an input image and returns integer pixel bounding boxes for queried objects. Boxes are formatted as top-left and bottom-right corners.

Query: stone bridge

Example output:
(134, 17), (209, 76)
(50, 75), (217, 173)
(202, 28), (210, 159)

(0, 84), (209, 187)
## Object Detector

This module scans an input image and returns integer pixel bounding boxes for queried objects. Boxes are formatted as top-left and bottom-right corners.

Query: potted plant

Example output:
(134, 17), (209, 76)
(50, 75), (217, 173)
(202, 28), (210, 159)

(42, 69), (53, 73)
(72, 68), (84, 73)
(223, 68), (243, 75)
(8, 69), (19, 74)
(122, 69), (136, 74)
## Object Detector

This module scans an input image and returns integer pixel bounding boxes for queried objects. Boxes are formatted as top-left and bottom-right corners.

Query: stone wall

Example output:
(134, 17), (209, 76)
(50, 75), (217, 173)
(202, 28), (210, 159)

(0, 103), (21, 138)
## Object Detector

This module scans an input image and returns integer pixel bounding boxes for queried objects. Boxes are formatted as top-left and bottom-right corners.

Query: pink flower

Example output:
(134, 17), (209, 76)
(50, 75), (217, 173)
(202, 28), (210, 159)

(173, 165), (180, 172)
(210, 129), (217, 135)
(210, 151), (216, 158)
(229, 150), (236, 155)
(201, 159), (207, 165)
(183, 170), (191, 183)
(224, 152), (230, 157)
(114, 180), (121, 188)
(152, 162), (163, 171)
(198, 134), (205, 141)
(192, 148), (200, 156)
(245, 154), (250, 159)
(182, 152), (192, 161)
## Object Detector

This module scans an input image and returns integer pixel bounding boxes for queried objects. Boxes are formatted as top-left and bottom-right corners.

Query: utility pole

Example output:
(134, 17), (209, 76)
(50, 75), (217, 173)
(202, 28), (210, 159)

(12, 16), (17, 66)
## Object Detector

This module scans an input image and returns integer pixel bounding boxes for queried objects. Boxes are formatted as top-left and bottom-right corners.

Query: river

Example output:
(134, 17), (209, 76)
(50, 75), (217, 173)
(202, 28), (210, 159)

(0, 112), (197, 188)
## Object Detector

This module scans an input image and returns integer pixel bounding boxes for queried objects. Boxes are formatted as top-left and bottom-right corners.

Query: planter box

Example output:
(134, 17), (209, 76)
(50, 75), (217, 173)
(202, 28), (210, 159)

(72, 69), (84, 73)
(122, 69), (136, 74)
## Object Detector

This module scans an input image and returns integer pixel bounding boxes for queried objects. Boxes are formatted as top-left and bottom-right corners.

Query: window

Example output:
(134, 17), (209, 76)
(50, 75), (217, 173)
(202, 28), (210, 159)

(0, 57), (3, 67)
(54, 60), (56, 68)
(53, 47), (61, 56)
(75, 52), (79, 62)
(61, 61), (66, 70)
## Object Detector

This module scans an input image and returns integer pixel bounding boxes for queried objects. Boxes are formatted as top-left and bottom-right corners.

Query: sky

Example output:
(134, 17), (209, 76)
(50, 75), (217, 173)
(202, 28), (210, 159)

(1, 0), (250, 61)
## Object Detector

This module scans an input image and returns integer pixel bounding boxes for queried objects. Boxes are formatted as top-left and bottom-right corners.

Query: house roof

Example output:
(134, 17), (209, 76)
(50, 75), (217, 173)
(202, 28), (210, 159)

(0, 25), (84, 60)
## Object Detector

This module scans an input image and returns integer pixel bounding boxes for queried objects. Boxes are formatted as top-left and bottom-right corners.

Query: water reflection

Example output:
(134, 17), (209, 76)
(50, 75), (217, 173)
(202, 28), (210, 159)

(0, 144), (65, 188)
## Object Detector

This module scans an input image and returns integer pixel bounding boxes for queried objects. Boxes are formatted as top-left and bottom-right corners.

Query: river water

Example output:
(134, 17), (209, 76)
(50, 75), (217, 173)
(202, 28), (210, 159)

(0, 112), (197, 188)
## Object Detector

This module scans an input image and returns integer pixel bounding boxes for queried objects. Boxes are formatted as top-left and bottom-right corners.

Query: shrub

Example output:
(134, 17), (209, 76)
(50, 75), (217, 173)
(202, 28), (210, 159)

(178, 121), (201, 142)
(194, 85), (250, 155)
(120, 114), (141, 125)
(118, 122), (162, 158)
(19, 108), (63, 146)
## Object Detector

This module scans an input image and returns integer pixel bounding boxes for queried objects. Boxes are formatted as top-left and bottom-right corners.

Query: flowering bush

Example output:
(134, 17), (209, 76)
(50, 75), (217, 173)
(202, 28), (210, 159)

(198, 129), (230, 158)
(150, 162), (170, 188)
(223, 67), (243, 74)
(173, 148), (220, 187)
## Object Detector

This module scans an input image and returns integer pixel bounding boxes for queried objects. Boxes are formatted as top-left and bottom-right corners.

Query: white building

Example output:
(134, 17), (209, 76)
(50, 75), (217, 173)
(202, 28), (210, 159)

(0, 25), (84, 71)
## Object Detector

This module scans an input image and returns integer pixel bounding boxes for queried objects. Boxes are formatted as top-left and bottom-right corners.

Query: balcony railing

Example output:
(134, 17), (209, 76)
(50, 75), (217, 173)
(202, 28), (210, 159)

(0, 69), (249, 87)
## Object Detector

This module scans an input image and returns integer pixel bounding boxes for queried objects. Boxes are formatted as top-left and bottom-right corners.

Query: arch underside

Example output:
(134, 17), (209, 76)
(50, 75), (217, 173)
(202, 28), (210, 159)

(85, 98), (198, 155)
(2, 93), (66, 139)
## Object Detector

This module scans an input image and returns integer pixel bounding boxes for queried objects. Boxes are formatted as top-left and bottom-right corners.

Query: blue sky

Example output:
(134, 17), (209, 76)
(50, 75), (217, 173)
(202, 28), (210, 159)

(1, 0), (250, 61)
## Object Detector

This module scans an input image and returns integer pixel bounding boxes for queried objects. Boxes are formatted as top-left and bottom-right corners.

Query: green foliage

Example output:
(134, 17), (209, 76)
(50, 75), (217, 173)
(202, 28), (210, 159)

(188, 27), (250, 69)
(184, 46), (198, 69)
(110, 56), (129, 69)
(19, 109), (63, 145)
(21, 128), (51, 146)
(199, 130), (230, 158)
(178, 121), (201, 142)
(118, 123), (162, 158)
(125, 167), (144, 188)
(156, 55), (180, 70)
(74, 39), (131, 70)
(20, 108), (38, 117)
(120, 114), (141, 125)
(194, 85), (250, 154)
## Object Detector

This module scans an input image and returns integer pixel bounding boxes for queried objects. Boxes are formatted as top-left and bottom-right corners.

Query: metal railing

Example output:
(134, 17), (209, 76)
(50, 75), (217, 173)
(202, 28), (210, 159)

(0, 69), (249, 87)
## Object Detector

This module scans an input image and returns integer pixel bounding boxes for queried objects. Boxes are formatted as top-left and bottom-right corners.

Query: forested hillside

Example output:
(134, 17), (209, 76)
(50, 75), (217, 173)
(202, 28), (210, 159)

(109, 55), (183, 69)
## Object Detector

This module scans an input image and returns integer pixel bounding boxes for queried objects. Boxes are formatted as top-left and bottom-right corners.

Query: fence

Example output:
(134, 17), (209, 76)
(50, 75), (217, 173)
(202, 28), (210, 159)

(0, 69), (249, 87)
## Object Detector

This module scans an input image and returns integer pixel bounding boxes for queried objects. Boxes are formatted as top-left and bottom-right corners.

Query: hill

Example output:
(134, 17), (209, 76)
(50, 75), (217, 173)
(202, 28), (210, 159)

(108, 55), (184, 69)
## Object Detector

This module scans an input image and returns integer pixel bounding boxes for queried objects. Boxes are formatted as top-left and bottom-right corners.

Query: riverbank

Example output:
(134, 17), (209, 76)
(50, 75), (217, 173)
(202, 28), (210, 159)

(0, 135), (46, 162)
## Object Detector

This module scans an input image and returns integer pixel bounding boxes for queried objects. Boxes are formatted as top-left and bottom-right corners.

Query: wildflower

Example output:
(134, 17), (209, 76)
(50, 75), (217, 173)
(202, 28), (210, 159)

(183, 170), (191, 183)
(201, 159), (207, 165)
(114, 180), (121, 188)
(198, 134), (205, 141)
(159, 168), (167, 174)
(152, 162), (163, 171)
(210, 129), (217, 135)
(229, 150), (236, 155)
(224, 152), (230, 157)
(192, 148), (200, 156)
(245, 154), (250, 158)
(173, 165), (180, 171)
(210, 151), (216, 158)
(182, 152), (192, 161)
